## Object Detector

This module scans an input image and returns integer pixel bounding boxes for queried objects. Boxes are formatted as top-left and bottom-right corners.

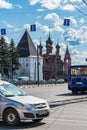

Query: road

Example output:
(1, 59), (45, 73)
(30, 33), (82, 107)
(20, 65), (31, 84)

(22, 83), (87, 103)
(1, 83), (87, 130)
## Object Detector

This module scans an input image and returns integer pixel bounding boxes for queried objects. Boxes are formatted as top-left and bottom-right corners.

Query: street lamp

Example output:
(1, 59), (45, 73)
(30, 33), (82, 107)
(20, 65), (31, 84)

(37, 45), (39, 85)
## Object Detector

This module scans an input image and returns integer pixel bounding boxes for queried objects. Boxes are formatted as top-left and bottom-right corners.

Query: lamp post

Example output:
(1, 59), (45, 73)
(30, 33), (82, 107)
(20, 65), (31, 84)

(37, 45), (39, 85)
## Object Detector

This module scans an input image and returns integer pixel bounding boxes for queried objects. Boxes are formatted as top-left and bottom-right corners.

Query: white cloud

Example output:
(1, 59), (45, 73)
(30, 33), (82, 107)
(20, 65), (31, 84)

(45, 13), (63, 32)
(71, 50), (87, 65)
(53, 23), (63, 32)
(60, 42), (67, 49)
(61, 4), (75, 11)
(0, 0), (12, 9)
(59, 43), (67, 57)
(40, 0), (61, 10)
(63, 0), (82, 3)
(45, 13), (59, 21)
(29, 0), (85, 12)
(79, 18), (85, 25)
(35, 21), (42, 28)
(80, 26), (87, 43)
(14, 28), (21, 32)
(70, 17), (77, 26)
(63, 26), (87, 46)
(29, 0), (40, 5)
(2, 21), (14, 28)
(61, 0), (83, 11)
(24, 24), (30, 30)
(37, 8), (45, 12)
(41, 26), (51, 33)
(29, 0), (61, 9)
(14, 4), (22, 8)
(72, 49), (79, 55)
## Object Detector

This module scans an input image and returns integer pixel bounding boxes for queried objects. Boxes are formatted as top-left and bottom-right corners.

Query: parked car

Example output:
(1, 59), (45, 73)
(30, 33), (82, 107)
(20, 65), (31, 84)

(47, 78), (56, 84)
(0, 80), (50, 126)
(56, 79), (65, 84)
(18, 76), (29, 82)
(39, 80), (47, 84)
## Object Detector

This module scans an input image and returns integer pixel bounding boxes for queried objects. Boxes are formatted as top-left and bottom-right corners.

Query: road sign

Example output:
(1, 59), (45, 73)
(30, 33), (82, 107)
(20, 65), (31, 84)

(63, 19), (70, 26)
(1, 29), (6, 35)
(30, 25), (36, 31)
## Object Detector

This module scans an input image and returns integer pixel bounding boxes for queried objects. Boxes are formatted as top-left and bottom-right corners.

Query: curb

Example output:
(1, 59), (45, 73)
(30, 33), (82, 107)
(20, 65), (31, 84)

(49, 96), (87, 104)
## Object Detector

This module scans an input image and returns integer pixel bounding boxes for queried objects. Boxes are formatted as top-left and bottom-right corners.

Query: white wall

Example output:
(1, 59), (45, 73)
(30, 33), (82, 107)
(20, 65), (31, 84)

(16, 56), (43, 81)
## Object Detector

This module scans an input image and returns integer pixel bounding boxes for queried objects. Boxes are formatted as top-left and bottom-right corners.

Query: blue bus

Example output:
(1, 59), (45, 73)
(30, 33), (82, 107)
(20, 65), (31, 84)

(68, 65), (87, 94)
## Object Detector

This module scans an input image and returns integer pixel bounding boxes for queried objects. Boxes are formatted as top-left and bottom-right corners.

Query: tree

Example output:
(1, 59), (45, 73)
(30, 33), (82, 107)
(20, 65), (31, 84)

(0, 37), (9, 77)
(0, 37), (20, 79)
(9, 39), (20, 79)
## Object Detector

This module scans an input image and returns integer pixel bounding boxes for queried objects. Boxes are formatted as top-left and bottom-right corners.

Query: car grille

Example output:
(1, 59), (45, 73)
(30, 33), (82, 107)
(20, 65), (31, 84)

(33, 103), (47, 109)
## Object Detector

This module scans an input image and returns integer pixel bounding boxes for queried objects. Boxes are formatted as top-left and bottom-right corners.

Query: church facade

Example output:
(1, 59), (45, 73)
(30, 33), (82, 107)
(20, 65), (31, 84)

(38, 33), (71, 80)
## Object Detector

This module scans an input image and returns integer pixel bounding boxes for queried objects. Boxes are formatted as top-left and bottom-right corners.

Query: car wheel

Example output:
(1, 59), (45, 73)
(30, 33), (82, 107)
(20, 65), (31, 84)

(3, 108), (20, 126)
(32, 119), (43, 122)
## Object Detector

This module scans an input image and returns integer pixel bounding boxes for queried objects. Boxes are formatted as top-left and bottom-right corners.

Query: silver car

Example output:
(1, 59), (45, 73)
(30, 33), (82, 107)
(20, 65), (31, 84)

(0, 80), (50, 126)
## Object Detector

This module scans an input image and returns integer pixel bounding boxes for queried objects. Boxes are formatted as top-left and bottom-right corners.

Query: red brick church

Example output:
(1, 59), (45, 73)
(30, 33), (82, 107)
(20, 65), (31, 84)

(38, 33), (71, 80)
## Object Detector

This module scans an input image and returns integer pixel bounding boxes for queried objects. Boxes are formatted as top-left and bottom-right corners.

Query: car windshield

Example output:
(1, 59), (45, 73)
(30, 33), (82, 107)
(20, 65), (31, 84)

(0, 83), (27, 97)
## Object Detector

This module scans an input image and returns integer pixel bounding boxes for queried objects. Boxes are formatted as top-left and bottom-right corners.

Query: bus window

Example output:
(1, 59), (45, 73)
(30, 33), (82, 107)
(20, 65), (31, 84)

(71, 67), (87, 76)
(68, 65), (87, 94)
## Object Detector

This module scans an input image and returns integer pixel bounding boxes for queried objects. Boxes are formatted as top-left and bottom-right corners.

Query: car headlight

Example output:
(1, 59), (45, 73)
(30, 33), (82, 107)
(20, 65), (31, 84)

(24, 104), (36, 111)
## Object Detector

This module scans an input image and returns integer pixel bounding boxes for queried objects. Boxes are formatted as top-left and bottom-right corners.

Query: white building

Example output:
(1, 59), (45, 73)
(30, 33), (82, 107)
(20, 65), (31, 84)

(17, 30), (43, 81)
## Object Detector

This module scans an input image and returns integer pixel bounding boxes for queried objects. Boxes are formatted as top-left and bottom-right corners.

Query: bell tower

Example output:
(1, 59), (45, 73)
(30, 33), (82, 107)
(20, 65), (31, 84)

(64, 46), (71, 74)
(46, 30), (53, 55)
(56, 44), (61, 60)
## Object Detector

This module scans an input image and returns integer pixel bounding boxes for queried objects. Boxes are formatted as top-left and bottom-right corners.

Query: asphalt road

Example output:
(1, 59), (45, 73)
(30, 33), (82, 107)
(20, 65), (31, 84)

(1, 83), (87, 130)
(22, 83), (87, 103)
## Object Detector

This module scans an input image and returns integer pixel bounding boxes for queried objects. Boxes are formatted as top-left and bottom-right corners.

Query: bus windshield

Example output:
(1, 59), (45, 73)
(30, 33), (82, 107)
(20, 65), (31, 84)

(71, 67), (87, 76)
(68, 65), (87, 94)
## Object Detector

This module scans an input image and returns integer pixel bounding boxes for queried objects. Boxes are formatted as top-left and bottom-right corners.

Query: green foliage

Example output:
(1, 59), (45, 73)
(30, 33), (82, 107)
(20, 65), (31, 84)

(0, 37), (20, 78)
(0, 37), (9, 77)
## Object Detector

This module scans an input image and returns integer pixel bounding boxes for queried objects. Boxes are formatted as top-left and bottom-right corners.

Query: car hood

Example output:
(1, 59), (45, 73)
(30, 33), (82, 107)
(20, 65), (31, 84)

(7, 95), (46, 104)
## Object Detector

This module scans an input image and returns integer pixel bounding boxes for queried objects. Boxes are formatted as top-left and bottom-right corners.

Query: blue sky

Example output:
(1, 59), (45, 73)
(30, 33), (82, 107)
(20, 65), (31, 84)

(0, 0), (87, 65)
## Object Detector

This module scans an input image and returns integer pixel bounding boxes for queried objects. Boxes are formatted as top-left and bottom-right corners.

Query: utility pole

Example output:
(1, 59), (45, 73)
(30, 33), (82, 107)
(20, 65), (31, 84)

(34, 62), (36, 83)
(37, 45), (39, 85)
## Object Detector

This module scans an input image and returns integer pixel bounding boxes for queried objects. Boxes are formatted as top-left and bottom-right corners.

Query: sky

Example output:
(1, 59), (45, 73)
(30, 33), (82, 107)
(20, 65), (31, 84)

(0, 0), (87, 65)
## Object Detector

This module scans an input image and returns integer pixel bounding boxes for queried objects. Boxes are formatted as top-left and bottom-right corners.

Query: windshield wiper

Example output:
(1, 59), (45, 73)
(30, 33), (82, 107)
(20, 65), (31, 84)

(17, 94), (27, 96)
(5, 95), (15, 97)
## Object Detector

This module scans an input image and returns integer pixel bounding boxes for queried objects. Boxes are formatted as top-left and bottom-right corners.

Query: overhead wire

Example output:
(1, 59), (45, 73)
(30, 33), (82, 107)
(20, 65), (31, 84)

(68, 0), (87, 16)
(82, 0), (87, 5)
